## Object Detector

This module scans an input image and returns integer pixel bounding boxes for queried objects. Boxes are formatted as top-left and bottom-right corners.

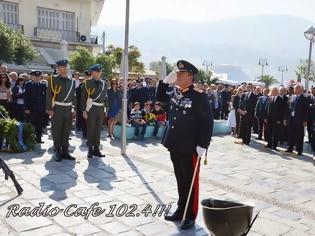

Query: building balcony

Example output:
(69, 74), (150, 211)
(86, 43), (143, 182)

(6, 23), (24, 34)
(34, 27), (79, 42)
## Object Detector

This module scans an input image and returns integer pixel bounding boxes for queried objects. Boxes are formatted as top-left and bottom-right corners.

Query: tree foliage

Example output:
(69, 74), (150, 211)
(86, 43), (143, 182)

(258, 75), (278, 88)
(295, 59), (315, 82)
(105, 44), (145, 73)
(69, 46), (95, 73)
(195, 69), (217, 84)
(0, 21), (36, 64)
(95, 53), (116, 79)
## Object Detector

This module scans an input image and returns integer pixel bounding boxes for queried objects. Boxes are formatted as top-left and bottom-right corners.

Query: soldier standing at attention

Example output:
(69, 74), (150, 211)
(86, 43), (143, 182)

(156, 60), (213, 230)
(46, 60), (76, 162)
(81, 64), (107, 159)
(24, 70), (47, 143)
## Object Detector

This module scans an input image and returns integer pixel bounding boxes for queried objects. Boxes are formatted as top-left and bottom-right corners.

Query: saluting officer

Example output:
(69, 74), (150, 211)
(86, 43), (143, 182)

(24, 70), (47, 143)
(46, 59), (76, 162)
(81, 64), (107, 159)
(156, 60), (213, 230)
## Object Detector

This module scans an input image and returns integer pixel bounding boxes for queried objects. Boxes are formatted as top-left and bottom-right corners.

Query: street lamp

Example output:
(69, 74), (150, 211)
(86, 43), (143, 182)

(202, 60), (213, 74)
(304, 25), (315, 91)
(258, 58), (268, 78)
(278, 66), (288, 85)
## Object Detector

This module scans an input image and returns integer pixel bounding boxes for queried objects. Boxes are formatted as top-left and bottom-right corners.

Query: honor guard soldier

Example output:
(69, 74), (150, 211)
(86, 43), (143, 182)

(156, 60), (213, 230)
(46, 59), (76, 162)
(24, 70), (47, 143)
(81, 64), (107, 159)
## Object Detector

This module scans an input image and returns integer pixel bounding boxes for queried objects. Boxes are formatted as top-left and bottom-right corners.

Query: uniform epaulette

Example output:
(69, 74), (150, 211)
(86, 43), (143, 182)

(193, 87), (204, 93)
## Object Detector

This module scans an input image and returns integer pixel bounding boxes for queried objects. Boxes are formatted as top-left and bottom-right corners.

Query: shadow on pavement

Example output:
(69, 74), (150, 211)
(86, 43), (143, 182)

(40, 159), (78, 201)
(83, 158), (117, 191)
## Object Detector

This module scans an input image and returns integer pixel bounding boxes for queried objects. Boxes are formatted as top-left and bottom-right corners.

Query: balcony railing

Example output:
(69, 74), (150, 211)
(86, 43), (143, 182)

(34, 27), (79, 42)
(6, 23), (24, 34)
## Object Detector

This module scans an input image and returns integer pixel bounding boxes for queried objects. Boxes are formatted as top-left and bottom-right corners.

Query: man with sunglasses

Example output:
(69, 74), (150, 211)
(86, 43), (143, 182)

(81, 64), (107, 159)
(24, 70), (47, 143)
(46, 59), (76, 162)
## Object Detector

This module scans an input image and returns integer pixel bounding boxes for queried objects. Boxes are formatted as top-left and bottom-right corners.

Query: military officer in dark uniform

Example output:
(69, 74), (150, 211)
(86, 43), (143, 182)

(46, 60), (76, 162)
(81, 64), (107, 159)
(156, 60), (213, 230)
(24, 70), (47, 143)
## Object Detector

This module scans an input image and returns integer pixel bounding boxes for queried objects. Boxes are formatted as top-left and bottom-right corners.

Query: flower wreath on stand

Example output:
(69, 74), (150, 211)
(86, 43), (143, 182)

(0, 105), (37, 152)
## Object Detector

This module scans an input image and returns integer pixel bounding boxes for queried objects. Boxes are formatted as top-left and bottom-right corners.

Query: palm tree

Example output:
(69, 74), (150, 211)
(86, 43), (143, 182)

(258, 75), (278, 88)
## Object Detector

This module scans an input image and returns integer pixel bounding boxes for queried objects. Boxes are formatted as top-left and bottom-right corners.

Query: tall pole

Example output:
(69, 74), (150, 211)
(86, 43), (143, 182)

(102, 31), (106, 54)
(261, 65), (264, 78)
(306, 40), (313, 91)
(281, 71), (284, 85)
(121, 0), (130, 155)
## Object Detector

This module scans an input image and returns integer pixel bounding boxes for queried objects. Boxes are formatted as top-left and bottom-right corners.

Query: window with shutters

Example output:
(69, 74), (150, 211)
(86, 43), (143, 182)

(1, 1), (19, 25)
(37, 7), (75, 31)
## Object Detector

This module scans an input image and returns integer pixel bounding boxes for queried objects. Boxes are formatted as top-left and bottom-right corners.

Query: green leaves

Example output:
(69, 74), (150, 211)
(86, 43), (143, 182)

(69, 46), (95, 73)
(0, 22), (36, 65)
(69, 44), (145, 78)
(258, 75), (278, 88)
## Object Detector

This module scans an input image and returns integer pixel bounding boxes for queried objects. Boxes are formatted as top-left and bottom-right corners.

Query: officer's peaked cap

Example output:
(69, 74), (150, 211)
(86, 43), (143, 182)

(176, 60), (198, 75)
(56, 59), (69, 66)
(30, 70), (42, 76)
(89, 64), (102, 72)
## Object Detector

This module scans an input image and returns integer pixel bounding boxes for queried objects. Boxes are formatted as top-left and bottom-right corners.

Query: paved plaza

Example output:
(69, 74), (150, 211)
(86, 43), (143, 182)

(0, 129), (315, 236)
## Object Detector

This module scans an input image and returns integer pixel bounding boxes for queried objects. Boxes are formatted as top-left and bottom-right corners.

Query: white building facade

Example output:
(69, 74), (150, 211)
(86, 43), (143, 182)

(0, 0), (104, 72)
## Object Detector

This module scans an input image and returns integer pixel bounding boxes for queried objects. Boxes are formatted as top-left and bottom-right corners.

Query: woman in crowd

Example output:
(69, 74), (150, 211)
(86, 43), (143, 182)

(0, 73), (11, 150)
(107, 78), (122, 138)
(0, 73), (11, 111)
(227, 89), (237, 136)
(11, 76), (25, 122)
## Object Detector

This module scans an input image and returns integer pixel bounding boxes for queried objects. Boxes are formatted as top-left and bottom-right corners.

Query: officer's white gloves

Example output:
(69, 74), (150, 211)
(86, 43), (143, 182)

(196, 146), (207, 157)
(163, 71), (177, 84)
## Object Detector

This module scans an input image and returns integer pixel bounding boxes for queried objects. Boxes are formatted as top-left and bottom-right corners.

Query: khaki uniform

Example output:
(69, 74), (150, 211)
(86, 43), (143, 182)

(81, 78), (107, 147)
(46, 74), (76, 150)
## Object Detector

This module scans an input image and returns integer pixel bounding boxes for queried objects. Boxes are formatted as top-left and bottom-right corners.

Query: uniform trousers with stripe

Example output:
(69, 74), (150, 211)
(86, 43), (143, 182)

(170, 151), (200, 220)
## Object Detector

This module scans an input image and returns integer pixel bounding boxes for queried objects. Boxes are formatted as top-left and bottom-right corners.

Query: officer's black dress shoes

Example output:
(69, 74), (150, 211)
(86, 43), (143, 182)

(164, 212), (181, 222)
(297, 152), (303, 156)
(63, 153), (75, 160)
(285, 149), (293, 153)
(94, 147), (105, 157)
(55, 151), (62, 162)
(180, 219), (195, 230)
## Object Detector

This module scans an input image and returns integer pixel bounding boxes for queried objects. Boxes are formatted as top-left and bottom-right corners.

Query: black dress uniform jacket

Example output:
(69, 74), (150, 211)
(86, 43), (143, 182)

(24, 80), (47, 112)
(156, 81), (213, 154)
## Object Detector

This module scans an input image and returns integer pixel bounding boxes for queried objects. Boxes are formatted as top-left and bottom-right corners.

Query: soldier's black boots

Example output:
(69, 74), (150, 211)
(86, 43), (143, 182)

(180, 219), (195, 230)
(164, 212), (181, 222)
(55, 148), (62, 162)
(88, 146), (94, 159)
(94, 146), (105, 157)
(62, 146), (75, 160)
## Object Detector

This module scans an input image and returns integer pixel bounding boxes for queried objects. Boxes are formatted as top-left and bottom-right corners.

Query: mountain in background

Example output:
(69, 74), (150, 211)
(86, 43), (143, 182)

(93, 15), (313, 82)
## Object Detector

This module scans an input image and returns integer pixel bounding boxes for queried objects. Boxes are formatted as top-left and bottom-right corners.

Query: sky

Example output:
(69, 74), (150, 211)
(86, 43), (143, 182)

(98, 0), (315, 26)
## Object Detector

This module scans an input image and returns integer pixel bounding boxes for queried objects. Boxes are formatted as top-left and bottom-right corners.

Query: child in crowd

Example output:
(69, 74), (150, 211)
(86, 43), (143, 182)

(142, 102), (156, 126)
(130, 102), (147, 139)
(151, 102), (167, 138)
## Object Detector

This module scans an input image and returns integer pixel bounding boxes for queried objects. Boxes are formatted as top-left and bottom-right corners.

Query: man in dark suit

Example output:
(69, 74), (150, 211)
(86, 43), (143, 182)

(284, 84), (309, 155)
(221, 85), (230, 119)
(306, 87), (315, 143)
(265, 87), (284, 150)
(255, 88), (269, 140)
(237, 83), (257, 145)
(279, 86), (289, 144)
